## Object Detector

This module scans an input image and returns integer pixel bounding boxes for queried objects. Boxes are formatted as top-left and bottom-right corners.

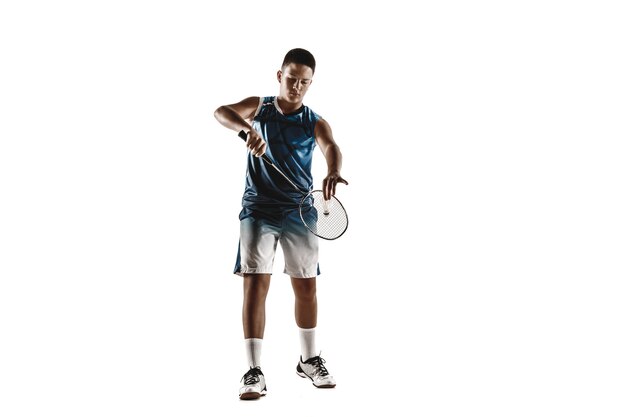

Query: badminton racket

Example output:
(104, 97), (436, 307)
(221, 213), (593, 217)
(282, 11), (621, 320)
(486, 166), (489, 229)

(238, 130), (348, 240)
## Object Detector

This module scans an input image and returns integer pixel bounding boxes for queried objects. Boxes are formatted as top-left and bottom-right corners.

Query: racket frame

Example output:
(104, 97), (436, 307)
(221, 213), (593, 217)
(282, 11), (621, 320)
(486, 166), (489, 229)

(238, 130), (348, 240)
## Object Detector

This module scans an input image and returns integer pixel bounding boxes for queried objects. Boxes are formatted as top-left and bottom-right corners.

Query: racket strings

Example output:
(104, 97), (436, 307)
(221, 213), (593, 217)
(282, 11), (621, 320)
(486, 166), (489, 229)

(300, 191), (348, 240)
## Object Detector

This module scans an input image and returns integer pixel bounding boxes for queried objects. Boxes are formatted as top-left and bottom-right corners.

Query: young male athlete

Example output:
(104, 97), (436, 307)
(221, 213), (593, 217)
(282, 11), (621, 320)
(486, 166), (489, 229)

(214, 48), (348, 400)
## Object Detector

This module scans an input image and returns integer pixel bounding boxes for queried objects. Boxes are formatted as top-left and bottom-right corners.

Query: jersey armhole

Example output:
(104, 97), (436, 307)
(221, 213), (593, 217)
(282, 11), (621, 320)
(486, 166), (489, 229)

(312, 113), (322, 135)
(253, 97), (264, 117)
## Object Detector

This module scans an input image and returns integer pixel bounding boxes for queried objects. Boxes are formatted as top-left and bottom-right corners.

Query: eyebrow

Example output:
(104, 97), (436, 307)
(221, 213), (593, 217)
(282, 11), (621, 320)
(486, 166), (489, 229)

(285, 74), (312, 81)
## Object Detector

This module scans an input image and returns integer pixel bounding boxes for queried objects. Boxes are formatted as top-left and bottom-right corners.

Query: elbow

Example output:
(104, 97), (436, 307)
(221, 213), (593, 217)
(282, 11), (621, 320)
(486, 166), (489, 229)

(330, 143), (342, 157)
(213, 106), (224, 121)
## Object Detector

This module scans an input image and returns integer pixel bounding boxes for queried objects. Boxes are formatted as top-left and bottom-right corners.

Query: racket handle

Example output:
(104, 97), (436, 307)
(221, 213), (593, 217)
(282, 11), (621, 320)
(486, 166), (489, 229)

(238, 130), (273, 165)
(237, 130), (304, 193)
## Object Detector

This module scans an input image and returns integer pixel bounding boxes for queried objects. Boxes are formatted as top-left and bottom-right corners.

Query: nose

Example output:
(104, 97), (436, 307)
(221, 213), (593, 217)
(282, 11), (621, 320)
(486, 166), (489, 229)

(292, 80), (302, 91)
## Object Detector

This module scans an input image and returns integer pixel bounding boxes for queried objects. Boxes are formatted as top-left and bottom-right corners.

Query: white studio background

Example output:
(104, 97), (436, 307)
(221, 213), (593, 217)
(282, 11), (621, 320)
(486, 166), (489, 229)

(1, 1), (624, 416)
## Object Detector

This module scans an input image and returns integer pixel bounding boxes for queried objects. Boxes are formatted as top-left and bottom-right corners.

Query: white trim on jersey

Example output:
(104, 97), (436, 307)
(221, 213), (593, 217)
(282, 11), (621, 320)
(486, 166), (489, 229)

(253, 96), (264, 117)
(273, 96), (284, 115)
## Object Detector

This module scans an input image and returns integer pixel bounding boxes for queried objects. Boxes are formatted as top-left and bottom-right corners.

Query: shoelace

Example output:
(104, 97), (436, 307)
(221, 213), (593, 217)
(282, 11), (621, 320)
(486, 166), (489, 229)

(305, 356), (329, 377)
(241, 367), (262, 385)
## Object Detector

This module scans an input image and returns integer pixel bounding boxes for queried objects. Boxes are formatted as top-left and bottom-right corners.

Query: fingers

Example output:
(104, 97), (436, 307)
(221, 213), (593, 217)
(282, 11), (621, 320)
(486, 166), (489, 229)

(323, 175), (348, 200)
(246, 132), (266, 157)
(323, 178), (331, 201)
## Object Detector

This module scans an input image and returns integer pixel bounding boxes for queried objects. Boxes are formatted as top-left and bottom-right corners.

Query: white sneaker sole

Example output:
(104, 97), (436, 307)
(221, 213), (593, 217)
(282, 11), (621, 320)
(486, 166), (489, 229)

(239, 388), (267, 400)
(296, 370), (336, 388)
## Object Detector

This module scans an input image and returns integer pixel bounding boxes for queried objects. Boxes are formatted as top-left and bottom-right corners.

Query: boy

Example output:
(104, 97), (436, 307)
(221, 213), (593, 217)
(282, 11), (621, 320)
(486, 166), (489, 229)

(214, 48), (347, 400)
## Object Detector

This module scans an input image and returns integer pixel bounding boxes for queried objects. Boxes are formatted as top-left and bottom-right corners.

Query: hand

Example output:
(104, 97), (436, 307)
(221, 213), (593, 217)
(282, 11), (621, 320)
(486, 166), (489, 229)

(245, 130), (266, 157)
(322, 171), (348, 200)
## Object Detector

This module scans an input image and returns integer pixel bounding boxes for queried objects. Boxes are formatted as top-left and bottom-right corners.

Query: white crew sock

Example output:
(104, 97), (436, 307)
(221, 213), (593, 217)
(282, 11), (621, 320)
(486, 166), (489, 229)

(299, 327), (317, 361)
(244, 338), (263, 368)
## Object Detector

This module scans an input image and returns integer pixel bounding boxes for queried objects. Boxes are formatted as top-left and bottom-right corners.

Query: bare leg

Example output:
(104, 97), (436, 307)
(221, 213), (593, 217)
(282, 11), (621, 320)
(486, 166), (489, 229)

(243, 274), (271, 338)
(290, 277), (317, 328)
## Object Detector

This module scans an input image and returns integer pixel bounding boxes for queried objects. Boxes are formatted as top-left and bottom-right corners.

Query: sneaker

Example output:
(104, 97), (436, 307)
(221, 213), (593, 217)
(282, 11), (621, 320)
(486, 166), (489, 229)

(239, 367), (267, 400)
(296, 354), (336, 388)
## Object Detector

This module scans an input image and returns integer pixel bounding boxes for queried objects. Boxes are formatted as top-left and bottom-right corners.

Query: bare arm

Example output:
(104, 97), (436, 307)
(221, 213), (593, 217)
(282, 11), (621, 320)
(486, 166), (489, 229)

(214, 96), (266, 157)
(314, 118), (348, 200)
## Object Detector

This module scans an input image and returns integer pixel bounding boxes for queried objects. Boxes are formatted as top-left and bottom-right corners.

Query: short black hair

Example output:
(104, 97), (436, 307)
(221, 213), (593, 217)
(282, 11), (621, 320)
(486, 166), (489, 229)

(282, 48), (316, 74)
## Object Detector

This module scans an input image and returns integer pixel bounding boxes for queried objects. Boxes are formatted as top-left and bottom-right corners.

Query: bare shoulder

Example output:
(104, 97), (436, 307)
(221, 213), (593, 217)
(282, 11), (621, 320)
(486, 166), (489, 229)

(222, 96), (261, 121)
(314, 118), (337, 147)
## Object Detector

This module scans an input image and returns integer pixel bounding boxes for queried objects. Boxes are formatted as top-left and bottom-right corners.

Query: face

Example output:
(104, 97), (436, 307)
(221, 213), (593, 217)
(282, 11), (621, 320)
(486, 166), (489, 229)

(277, 63), (314, 104)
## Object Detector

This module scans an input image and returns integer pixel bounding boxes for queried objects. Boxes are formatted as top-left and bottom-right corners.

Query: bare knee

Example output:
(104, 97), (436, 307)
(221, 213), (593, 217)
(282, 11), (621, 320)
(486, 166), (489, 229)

(244, 274), (271, 300)
(291, 277), (317, 302)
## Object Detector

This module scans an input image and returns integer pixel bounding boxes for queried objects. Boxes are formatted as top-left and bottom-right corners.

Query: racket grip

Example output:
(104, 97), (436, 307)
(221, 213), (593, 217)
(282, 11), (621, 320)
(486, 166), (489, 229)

(238, 130), (273, 165)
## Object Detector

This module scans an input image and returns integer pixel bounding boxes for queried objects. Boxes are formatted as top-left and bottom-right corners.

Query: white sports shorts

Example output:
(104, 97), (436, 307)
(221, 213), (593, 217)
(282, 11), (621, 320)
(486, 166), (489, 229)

(234, 208), (320, 278)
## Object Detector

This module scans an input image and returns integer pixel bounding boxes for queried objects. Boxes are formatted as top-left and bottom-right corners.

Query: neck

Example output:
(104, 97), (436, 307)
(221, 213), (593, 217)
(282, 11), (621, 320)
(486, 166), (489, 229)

(276, 96), (303, 114)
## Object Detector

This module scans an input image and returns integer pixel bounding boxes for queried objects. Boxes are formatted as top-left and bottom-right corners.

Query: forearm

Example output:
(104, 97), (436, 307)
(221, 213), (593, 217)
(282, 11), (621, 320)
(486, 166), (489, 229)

(214, 105), (252, 133)
(323, 144), (343, 174)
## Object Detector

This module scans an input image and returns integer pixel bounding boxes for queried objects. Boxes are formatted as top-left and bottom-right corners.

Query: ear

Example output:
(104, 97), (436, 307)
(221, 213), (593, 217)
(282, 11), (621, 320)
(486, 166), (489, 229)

(277, 70), (282, 83)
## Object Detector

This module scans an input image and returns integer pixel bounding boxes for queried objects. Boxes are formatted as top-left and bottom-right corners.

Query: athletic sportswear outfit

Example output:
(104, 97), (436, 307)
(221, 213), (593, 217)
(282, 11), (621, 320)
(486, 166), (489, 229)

(234, 96), (321, 278)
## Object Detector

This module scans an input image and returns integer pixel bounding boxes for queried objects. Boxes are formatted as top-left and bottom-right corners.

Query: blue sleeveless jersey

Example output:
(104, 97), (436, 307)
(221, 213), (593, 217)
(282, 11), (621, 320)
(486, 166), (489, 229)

(241, 96), (321, 212)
